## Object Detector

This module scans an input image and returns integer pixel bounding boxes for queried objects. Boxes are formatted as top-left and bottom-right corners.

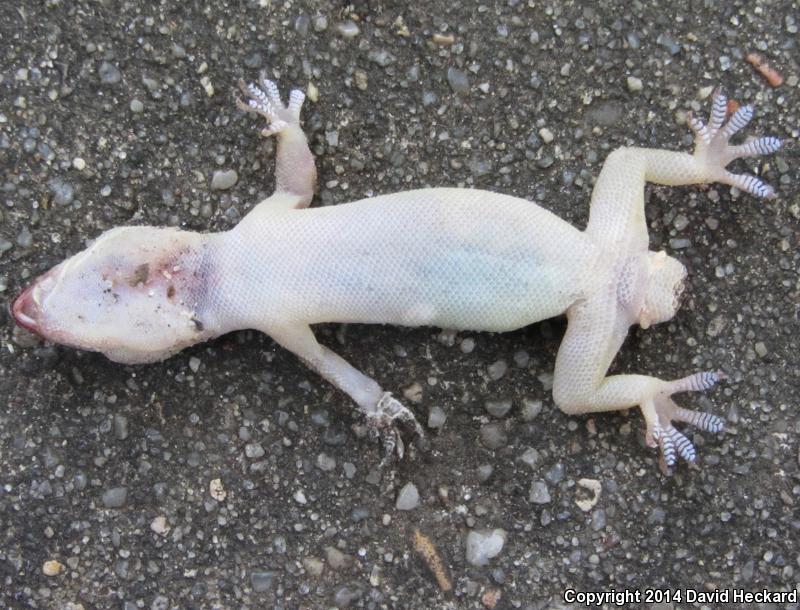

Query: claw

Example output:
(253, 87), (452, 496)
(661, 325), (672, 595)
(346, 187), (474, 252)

(365, 392), (425, 465)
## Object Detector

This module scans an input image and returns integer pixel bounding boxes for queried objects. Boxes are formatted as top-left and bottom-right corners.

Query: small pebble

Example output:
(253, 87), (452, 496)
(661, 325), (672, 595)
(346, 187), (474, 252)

(49, 177), (74, 205)
(245, 443), (265, 459)
(427, 406), (447, 429)
(626, 76), (643, 92)
(325, 546), (354, 570)
(669, 237), (691, 249)
(337, 20), (360, 39)
(673, 214), (689, 231)
(403, 382), (423, 403)
(465, 529), (506, 566)
(485, 399), (512, 418)
(487, 360), (508, 381)
(545, 462), (565, 483)
(43, 560), (63, 576)
(513, 350), (530, 368)
(98, 61), (122, 84)
(113, 414), (129, 440)
(250, 570), (277, 593)
(368, 49), (395, 67)
(16, 227), (32, 248)
(656, 33), (681, 55)
(294, 14), (310, 36)
(479, 423), (507, 449)
(313, 15), (328, 32)
(102, 487), (128, 508)
(303, 556), (325, 576)
(520, 398), (542, 421)
(316, 452), (336, 471)
(537, 372), (554, 391)
(395, 482), (419, 510)
(150, 515), (168, 534)
(477, 463), (494, 482)
(519, 447), (540, 469)
(333, 585), (363, 606)
(130, 99), (144, 113)
(529, 480), (551, 504)
(211, 169), (238, 191)
(526, 132), (542, 149)
(538, 128), (554, 144)
(460, 337), (476, 353)
(447, 67), (470, 94)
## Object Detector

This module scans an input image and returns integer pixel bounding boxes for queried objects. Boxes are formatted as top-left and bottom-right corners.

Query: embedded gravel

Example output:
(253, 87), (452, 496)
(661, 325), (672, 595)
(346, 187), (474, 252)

(1, 1), (799, 609)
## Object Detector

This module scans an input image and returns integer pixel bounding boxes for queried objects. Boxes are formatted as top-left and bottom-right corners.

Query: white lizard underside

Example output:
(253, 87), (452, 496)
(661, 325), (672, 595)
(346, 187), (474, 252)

(221, 188), (598, 332)
(12, 76), (782, 469)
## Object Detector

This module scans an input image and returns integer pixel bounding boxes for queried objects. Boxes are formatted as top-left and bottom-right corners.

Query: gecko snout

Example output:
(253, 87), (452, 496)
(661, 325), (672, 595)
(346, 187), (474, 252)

(12, 283), (41, 333)
(11, 270), (56, 335)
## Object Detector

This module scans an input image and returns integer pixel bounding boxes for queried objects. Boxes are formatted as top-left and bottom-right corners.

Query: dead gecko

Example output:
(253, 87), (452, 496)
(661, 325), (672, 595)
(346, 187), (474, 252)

(11, 75), (782, 468)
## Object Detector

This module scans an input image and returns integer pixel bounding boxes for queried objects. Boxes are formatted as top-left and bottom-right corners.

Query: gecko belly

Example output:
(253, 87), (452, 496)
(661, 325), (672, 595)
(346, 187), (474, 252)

(222, 188), (598, 332)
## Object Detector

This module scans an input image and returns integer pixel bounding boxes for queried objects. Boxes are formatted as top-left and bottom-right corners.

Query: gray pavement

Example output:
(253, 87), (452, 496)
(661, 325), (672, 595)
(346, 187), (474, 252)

(1, 1), (798, 608)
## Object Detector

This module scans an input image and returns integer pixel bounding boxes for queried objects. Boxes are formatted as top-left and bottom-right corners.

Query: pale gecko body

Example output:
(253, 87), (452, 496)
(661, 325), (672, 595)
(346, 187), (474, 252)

(12, 76), (782, 468)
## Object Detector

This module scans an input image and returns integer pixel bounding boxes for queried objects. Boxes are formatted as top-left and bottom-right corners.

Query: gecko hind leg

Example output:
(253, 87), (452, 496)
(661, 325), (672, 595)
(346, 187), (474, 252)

(688, 87), (782, 199)
(641, 371), (726, 468)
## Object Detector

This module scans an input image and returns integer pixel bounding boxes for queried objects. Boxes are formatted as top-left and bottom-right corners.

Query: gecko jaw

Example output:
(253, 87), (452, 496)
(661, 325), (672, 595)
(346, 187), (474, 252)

(12, 283), (40, 333)
(12, 268), (57, 336)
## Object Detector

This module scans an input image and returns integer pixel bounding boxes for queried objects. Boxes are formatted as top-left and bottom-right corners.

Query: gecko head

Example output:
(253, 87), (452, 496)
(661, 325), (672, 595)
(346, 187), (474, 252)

(639, 250), (687, 329)
(12, 226), (214, 364)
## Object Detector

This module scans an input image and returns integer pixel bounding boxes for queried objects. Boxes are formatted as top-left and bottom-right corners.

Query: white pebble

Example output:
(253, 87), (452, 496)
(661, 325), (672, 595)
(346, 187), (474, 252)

(626, 76), (643, 92)
(465, 529), (506, 566)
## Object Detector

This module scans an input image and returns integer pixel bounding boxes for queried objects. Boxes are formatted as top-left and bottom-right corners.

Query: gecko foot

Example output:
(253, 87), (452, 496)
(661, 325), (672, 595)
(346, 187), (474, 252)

(364, 392), (425, 467)
(237, 72), (306, 137)
(688, 87), (782, 199)
(641, 371), (726, 469)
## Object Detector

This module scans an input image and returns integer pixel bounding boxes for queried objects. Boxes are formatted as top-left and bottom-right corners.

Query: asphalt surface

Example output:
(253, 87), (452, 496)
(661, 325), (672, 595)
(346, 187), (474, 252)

(1, 1), (798, 609)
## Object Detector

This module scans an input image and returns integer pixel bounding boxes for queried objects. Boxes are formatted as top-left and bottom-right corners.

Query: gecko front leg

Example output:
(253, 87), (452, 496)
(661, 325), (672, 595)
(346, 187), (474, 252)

(238, 73), (317, 208)
(264, 324), (425, 465)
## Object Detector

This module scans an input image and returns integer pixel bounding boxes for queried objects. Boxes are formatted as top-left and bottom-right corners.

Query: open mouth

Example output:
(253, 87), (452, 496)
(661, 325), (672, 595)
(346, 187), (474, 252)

(11, 268), (59, 336)
(12, 282), (42, 334)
